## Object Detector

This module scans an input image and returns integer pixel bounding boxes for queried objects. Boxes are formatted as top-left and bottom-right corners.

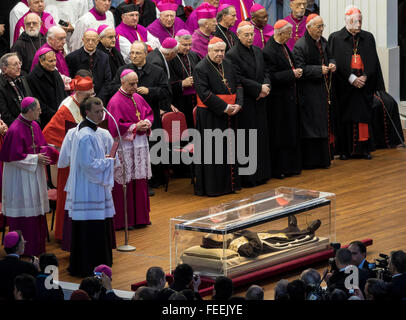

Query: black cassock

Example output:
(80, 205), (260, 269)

(293, 32), (335, 169)
(328, 28), (385, 157)
(193, 57), (243, 196)
(65, 48), (112, 103)
(26, 64), (67, 128)
(169, 51), (201, 128)
(226, 41), (271, 187)
(214, 24), (239, 53)
(97, 42), (125, 89)
(263, 36), (302, 177)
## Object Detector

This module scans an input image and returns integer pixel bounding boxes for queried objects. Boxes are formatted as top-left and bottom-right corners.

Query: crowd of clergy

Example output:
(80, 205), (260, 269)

(0, 0), (395, 277)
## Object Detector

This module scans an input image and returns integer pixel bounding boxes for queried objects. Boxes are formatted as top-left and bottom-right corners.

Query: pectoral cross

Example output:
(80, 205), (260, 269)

(31, 142), (37, 153)
(30, 127), (37, 153)
(136, 109), (141, 121)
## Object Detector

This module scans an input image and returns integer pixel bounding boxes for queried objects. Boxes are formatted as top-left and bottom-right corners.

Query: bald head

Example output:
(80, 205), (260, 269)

(245, 285), (264, 300)
(28, 0), (45, 15)
(83, 30), (99, 52)
(24, 13), (41, 37)
(121, 71), (139, 95)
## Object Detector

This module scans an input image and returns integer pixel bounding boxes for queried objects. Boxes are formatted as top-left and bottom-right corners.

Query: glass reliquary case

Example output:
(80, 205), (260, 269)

(170, 187), (336, 278)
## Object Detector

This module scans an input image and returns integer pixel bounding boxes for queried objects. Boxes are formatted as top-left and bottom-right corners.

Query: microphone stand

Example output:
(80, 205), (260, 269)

(103, 107), (136, 252)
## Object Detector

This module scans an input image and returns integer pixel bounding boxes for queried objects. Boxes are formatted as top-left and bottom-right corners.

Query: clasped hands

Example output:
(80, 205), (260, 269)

(38, 153), (51, 165)
(257, 84), (271, 100)
(182, 76), (194, 88)
(134, 120), (151, 132)
(224, 104), (242, 116)
(353, 75), (367, 89)
(322, 63), (337, 75)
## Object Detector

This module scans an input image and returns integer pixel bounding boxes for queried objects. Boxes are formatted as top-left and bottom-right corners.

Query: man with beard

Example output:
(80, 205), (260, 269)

(169, 29), (201, 128)
(226, 21), (271, 187)
(249, 3), (274, 49)
(328, 6), (385, 160)
(283, 0), (307, 51)
(13, 0), (56, 45)
(11, 13), (45, 74)
(147, 0), (187, 44)
(263, 19), (302, 178)
(213, 4), (238, 52)
(191, 3), (217, 58)
(193, 37), (243, 196)
(293, 14), (336, 169)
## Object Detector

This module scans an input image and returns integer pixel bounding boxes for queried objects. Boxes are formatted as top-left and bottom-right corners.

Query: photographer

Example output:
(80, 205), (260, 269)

(300, 268), (327, 300)
(387, 250), (406, 300)
(94, 264), (122, 301)
(326, 248), (368, 297)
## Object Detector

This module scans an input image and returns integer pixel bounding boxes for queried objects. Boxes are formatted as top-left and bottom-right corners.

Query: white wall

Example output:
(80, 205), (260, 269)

(320, 0), (400, 101)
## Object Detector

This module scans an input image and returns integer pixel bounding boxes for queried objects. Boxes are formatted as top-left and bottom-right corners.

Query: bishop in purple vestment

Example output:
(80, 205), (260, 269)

(0, 97), (58, 256)
(147, 0), (187, 44)
(107, 70), (154, 229)
(283, 0), (307, 51)
(186, 1), (219, 33)
(190, 3), (217, 58)
(218, 0), (255, 33)
(250, 4), (274, 49)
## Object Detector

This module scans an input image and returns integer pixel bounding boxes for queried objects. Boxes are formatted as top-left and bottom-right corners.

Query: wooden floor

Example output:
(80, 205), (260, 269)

(4, 145), (406, 299)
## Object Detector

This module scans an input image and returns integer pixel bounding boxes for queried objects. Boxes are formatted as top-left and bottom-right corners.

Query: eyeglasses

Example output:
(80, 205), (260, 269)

(314, 24), (326, 30)
(8, 61), (22, 67)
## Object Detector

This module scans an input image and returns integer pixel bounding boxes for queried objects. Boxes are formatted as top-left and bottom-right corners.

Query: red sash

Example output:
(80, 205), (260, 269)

(196, 94), (236, 109)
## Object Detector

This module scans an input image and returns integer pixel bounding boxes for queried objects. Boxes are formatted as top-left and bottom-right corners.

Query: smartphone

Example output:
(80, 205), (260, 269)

(58, 19), (69, 27)
(348, 288), (355, 295)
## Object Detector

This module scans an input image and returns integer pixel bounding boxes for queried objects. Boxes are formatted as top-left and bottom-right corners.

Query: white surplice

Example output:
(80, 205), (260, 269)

(69, 10), (115, 52)
(60, 125), (115, 221)
(2, 154), (49, 217)
(9, 1), (29, 48)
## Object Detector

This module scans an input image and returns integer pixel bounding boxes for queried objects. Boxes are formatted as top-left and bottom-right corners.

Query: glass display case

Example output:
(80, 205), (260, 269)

(170, 187), (336, 278)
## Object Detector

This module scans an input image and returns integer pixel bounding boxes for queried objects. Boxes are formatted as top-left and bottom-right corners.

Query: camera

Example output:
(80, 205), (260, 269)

(370, 253), (392, 282)
(306, 284), (327, 300)
(328, 242), (341, 272)
(94, 272), (103, 279)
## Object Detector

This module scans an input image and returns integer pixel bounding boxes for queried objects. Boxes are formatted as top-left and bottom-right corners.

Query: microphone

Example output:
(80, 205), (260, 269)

(103, 107), (136, 252)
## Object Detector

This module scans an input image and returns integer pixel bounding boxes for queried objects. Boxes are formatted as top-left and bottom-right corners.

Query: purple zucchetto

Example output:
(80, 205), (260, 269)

(120, 69), (135, 79)
(37, 46), (53, 58)
(21, 97), (37, 110)
(4, 231), (20, 249)
(95, 264), (112, 279)
(175, 29), (191, 37)
(97, 24), (111, 35)
(162, 37), (178, 49)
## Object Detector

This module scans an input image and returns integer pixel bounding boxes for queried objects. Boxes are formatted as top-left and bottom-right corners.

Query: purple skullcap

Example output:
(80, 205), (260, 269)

(21, 97), (37, 110)
(85, 28), (98, 34)
(175, 29), (191, 37)
(162, 37), (178, 49)
(95, 264), (112, 279)
(4, 231), (20, 249)
(97, 24), (110, 35)
(250, 3), (265, 13)
(37, 46), (53, 57)
(218, 4), (232, 13)
(120, 68), (135, 78)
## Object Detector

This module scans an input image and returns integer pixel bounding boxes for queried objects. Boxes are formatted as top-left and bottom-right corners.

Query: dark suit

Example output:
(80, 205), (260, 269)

(97, 42), (125, 83)
(387, 273), (406, 300)
(26, 64), (67, 128)
(214, 24), (238, 52)
(147, 48), (170, 79)
(327, 267), (369, 297)
(65, 47), (111, 102)
(0, 255), (38, 300)
(0, 74), (32, 126)
(11, 32), (46, 73)
(36, 274), (64, 301)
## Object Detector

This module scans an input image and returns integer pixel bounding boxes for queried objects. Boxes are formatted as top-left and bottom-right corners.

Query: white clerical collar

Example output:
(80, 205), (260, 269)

(86, 116), (97, 125)
(84, 47), (96, 56)
(120, 87), (131, 95)
(21, 114), (30, 121)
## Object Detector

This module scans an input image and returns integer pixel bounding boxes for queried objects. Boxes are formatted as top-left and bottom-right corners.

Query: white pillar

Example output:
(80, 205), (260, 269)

(320, 0), (400, 102)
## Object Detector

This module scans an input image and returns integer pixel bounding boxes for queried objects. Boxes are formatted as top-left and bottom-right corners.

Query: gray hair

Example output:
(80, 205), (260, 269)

(216, 5), (234, 23)
(46, 25), (66, 41)
(207, 41), (226, 50)
(198, 18), (209, 27)
(274, 23), (293, 36)
(131, 40), (148, 54)
(306, 16), (319, 29)
(160, 45), (178, 55)
(274, 279), (289, 300)
(175, 34), (192, 41)
(99, 26), (115, 38)
(237, 23), (254, 35)
(120, 70), (137, 83)
(299, 269), (321, 286)
(245, 285), (264, 300)
(344, 5), (362, 24)
(0, 53), (20, 70)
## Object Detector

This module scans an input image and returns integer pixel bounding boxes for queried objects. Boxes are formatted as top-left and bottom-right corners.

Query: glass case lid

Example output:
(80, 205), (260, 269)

(172, 187), (334, 234)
